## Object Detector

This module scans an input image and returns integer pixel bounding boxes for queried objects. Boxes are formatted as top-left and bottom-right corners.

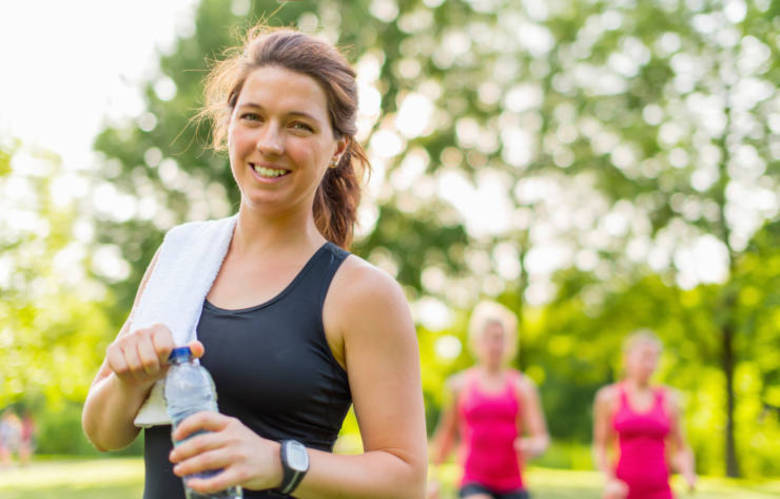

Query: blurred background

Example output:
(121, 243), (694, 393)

(0, 0), (777, 497)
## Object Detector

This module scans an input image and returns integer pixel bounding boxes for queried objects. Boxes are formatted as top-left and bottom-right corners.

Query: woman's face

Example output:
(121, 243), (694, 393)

(624, 341), (660, 383)
(227, 65), (346, 214)
(477, 321), (507, 368)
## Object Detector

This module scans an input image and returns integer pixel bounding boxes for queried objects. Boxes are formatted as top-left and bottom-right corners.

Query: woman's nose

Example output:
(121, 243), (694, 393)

(256, 124), (284, 156)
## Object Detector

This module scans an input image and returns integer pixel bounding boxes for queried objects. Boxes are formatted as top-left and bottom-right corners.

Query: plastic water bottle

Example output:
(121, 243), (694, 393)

(164, 346), (243, 499)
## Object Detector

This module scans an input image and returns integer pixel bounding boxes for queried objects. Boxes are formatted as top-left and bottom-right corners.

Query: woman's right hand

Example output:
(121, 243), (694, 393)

(603, 477), (628, 499)
(425, 477), (440, 499)
(105, 323), (203, 392)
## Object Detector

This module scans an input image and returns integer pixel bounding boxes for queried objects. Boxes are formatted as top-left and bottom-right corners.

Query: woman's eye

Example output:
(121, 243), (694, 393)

(241, 112), (261, 121)
(291, 122), (314, 132)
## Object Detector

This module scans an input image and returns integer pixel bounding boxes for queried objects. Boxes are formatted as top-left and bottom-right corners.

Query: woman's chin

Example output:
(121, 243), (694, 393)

(240, 194), (286, 212)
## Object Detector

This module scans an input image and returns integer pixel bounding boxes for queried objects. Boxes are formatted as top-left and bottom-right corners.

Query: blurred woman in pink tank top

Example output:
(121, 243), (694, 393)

(593, 330), (696, 499)
(431, 301), (549, 499)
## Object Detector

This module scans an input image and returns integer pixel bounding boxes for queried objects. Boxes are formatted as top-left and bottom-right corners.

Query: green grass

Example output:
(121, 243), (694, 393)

(0, 457), (143, 499)
(1, 458), (778, 499)
(433, 463), (780, 499)
(523, 467), (780, 499)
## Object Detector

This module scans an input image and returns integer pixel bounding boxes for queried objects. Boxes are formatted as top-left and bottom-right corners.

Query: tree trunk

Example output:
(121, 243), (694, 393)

(514, 233), (529, 371)
(721, 308), (740, 477)
(715, 89), (740, 478)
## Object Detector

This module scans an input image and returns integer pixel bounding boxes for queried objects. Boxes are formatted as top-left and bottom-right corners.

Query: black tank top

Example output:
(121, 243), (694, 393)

(143, 242), (352, 498)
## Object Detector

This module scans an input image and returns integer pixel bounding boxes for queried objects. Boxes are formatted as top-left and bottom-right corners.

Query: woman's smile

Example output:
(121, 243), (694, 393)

(250, 162), (291, 181)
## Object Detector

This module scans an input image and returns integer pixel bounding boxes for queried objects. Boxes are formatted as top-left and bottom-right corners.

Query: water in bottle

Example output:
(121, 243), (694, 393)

(164, 346), (243, 499)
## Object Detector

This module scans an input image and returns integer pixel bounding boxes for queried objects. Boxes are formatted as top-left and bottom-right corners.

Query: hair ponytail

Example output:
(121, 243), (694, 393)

(313, 140), (368, 249)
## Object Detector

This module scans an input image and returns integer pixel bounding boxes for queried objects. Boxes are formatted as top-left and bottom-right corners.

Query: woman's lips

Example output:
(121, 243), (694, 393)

(249, 162), (291, 181)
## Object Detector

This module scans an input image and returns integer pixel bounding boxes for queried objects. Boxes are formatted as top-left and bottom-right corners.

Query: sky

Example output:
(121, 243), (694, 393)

(0, 0), (198, 169)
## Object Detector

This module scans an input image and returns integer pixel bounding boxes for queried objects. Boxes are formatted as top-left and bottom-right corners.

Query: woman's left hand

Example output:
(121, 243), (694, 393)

(683, 470), (697, 492)
(169, 412), (282, 494)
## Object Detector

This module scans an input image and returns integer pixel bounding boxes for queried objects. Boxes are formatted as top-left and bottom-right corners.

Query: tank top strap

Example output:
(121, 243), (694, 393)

(455, 368), (478, 408)
(505, 369), (523, 405)
(653, 386), (669, 414)
(617, 382), (630, 408)
(301, 242), (349, 307)
(466, 367), (481, 391)
(471, 368), (491, 398)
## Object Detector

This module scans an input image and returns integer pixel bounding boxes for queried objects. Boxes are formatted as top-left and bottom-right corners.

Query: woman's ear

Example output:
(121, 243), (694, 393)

(334, 136), (349, 158)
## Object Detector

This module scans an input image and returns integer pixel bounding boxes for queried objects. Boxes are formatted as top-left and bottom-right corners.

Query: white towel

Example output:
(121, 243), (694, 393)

(132, 214), (237, 427)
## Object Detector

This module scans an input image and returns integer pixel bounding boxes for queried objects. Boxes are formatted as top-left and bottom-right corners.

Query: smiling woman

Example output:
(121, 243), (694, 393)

(224, 66), (346, 221)
(81, 25), (427, 499)
(201, 27), (371, 249)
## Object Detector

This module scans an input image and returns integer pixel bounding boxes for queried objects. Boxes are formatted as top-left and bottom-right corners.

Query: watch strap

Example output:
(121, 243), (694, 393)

(276, 440), (307, 495)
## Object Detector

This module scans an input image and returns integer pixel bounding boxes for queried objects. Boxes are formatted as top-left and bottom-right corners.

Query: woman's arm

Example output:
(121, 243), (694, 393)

(171, 258), (428, 498)
(592, 386), (614, 477)
(297, 261), (428, 497)
(82, 248), (203, 451)
(593, 385), (627, 499)
(666, 389), (696, 491)
(515, 375), (549, 459)
(430, 375), (462, 466)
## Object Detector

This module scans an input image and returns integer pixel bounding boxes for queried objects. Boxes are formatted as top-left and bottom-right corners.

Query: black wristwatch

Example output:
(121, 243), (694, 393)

(275, 440), (309, 495)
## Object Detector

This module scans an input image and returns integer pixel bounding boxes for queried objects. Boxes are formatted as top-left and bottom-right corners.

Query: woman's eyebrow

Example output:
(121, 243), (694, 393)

(238, 103), (320, 123)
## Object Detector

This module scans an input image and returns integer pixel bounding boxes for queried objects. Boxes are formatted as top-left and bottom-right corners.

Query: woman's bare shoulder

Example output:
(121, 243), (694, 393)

(330, 253), (404, 304)
(324, 252), (414, 350)
(445, 371), (470, 394)
(510, 370), (539, 396)
(595, 383), (620, 406)
(659, 385), (682, 411)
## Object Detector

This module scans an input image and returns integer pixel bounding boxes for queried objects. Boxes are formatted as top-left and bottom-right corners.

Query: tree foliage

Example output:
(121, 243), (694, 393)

(23, 0), (778, 476)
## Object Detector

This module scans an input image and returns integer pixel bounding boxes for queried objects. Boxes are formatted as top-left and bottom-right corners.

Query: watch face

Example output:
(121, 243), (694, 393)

(287, 441), (309, 471)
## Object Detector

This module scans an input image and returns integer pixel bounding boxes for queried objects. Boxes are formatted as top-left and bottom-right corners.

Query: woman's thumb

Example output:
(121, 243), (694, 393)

(187, 340), (205, 358)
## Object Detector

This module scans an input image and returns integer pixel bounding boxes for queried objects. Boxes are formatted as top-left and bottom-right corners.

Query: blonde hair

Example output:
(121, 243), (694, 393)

(468, 300), (518, 362)
(622, 329), (663, 355)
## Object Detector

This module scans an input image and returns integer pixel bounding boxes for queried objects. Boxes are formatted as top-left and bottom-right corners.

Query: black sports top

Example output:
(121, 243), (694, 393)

(143, 242), (352, 498)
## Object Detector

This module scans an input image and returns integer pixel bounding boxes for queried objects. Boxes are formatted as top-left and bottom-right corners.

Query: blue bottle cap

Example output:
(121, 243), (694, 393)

(168, 346), (192, 362)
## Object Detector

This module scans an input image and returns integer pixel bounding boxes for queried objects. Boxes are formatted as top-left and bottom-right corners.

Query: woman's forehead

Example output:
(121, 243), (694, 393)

(630, 342), (660, 354)
(237, 65), (330, 119)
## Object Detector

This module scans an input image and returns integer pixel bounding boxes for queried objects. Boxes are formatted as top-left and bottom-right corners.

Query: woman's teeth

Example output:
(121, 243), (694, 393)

(252, 164), (289, 177)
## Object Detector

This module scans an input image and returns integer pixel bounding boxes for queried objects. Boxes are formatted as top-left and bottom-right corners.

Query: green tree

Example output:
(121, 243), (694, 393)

(90, 0), (778, 476)
(0, 141), (140, 454)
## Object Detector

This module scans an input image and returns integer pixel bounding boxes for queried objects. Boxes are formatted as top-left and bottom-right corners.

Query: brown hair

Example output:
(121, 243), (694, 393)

(201, 26), (369, 249)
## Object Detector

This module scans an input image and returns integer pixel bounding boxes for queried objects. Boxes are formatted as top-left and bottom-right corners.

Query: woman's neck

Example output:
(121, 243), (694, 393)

(625, 376), (651, 392)
(478, 363), (504, 377)
(233, 202), (325, 257)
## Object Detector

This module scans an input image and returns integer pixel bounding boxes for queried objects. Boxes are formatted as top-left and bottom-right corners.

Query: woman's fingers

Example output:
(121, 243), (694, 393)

(187, 339), (205, 359)
(106, 324), (177, 384)
(185, 465), (245, 495)
(169, 414), (249, 493)
(170, 432), (225, 467)
(171, 412), (232, 443)
(121, 341), (146, 380)
(174, 448), (232, 478)
(150, 324), (176, 363)
(168, 416), (281, 492)
(105, 342), (128, 376)
(136, 334), (161, 376)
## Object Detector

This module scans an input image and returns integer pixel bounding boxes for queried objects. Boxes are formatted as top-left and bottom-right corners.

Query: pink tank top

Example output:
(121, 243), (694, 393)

(612, 384), (672, 499)
(457, 369), (524, 492)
